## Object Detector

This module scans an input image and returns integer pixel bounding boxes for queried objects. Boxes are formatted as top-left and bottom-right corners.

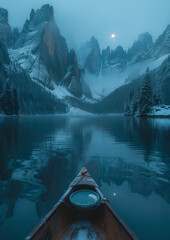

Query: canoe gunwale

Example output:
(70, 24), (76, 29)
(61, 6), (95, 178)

(95, 187), (139, 240)
(25, 167), (139, 240)
(25, 187), (72, 240)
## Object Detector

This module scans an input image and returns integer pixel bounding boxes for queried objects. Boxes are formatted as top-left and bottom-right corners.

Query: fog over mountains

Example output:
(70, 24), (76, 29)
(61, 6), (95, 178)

(0, 4), (170, 115)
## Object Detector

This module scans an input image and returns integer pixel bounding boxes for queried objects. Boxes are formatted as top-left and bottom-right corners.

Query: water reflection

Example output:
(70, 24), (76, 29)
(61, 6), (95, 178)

(0, 116), (170, 240)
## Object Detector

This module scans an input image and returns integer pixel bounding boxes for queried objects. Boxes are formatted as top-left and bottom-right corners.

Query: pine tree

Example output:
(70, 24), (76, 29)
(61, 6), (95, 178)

(139, 68), (153, 115)
(124, 102), (131, 115)
(129, 89), (134, 102)
(153, 89), (162, 106)
(1, 82), (13, 115)
(12, 87), (19, 115)
(0, 80), (3, 95)
(132, 87), (140, 114)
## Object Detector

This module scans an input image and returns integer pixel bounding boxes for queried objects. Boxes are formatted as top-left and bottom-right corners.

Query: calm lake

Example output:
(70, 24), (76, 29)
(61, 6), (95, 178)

(0, 115), (170, 240)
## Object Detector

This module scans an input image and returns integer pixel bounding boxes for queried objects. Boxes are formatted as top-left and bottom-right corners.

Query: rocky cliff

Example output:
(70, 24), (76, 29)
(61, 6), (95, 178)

(0, 40), (10, 83)
(13, 5), (69, 86)
(0, 8), (12, 47)
(102, 46), (127, 74)
(152, 25), (170, 58)
(0, 40), (10, 65)
(78, 36), (101, 75)
(127, 32), (153, 63)
(9, 4), (86, 97)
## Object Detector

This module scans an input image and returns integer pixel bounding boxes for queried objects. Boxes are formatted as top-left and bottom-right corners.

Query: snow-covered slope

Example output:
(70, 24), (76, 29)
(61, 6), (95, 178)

(148, 105), (170, 117)
(84, 54), (170, 100)
(79, 25), (170, 100)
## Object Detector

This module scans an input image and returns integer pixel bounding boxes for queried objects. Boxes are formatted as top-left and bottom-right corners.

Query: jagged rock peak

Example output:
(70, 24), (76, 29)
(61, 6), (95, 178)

(0, 8), (8, 24)
(127, 32), (153, 62)
(110, 45), (127, 58)
(102, 46), (110, 55)
(68, 49), (80, 78)
(101, 45), (127, 74)
(12, 27), (20, 45)
(13, 4), (69, 86)
(86, 36), (101, 52)
(131, 32), (153, 52)
(78, 36), (101, 75)
(138, 32), (153, 44)
(31, 4), (54, 22)
(78, 36), (100, 63)
(152, 24), (170, 57)
(0, 8), (11, 47)
(14, 4), (61, 50)
(22, 4), (54, 32)
(89, 36), (99, 45)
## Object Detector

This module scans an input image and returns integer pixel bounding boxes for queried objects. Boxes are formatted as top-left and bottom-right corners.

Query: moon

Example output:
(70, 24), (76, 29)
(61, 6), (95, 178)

(111, 33), (116, 39)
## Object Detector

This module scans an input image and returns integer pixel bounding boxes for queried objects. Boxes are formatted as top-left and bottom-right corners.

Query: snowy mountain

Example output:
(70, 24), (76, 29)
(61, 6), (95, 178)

(0, 5), (94, 115)
(71, 56), (170, 115)
(0, 4), (169, 115)
(79, 27), (170, 100)
(10, 4), (88, 98)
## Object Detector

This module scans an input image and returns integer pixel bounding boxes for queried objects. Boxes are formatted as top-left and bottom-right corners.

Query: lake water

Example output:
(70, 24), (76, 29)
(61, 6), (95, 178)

(0, 115), (170, 240)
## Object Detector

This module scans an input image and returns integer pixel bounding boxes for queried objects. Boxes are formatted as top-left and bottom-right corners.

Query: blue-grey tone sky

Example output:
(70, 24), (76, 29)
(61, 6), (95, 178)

(1, 0), (170, 50)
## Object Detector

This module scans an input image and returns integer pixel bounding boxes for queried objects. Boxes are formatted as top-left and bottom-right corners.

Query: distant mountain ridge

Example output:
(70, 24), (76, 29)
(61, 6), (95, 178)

(79, 26), (170, 75)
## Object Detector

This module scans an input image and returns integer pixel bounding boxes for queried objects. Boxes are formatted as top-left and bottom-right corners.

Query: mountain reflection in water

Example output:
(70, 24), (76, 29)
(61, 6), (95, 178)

(0, 116), (170, 240)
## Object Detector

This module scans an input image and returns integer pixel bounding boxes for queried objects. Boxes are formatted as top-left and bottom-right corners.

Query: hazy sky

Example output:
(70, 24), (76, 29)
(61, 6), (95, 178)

(1, 0), (170, 50)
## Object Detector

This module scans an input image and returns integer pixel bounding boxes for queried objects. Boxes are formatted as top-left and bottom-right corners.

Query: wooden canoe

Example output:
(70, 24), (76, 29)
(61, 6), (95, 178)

(25, 167), (139, 240)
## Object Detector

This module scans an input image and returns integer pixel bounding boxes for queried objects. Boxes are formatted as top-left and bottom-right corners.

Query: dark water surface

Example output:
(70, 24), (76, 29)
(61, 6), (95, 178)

(0, 115), (170, 240)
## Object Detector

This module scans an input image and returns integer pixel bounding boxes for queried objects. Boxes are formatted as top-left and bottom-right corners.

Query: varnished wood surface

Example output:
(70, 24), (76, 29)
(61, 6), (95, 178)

(25, 167), (139, 240)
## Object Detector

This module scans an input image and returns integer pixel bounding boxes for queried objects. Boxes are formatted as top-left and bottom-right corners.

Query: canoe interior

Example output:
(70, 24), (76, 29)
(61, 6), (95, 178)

(28, 184), (135, 240)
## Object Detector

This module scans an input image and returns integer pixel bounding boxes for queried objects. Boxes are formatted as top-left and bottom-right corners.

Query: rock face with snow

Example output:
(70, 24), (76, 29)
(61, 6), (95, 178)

(102, 46), (127, 74)
(13, 5), (69, 85)
(0, 8), (12, 47)
(152, 25), (170, 58)
(0, 4), (169, 114)
(100, 29), (169, 77)
(62, 49), (83, 97)
(78, 36), (101, 75)
(127, 32), (153, 63)
(9, 4), (85, 97)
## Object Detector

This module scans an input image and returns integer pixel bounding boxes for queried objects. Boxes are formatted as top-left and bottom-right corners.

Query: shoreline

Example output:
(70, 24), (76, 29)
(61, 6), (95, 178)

(0, 113), (170, 118)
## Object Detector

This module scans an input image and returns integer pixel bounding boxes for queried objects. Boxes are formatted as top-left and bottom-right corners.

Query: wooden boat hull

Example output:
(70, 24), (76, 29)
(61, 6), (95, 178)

(25, 168), (139, 240)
